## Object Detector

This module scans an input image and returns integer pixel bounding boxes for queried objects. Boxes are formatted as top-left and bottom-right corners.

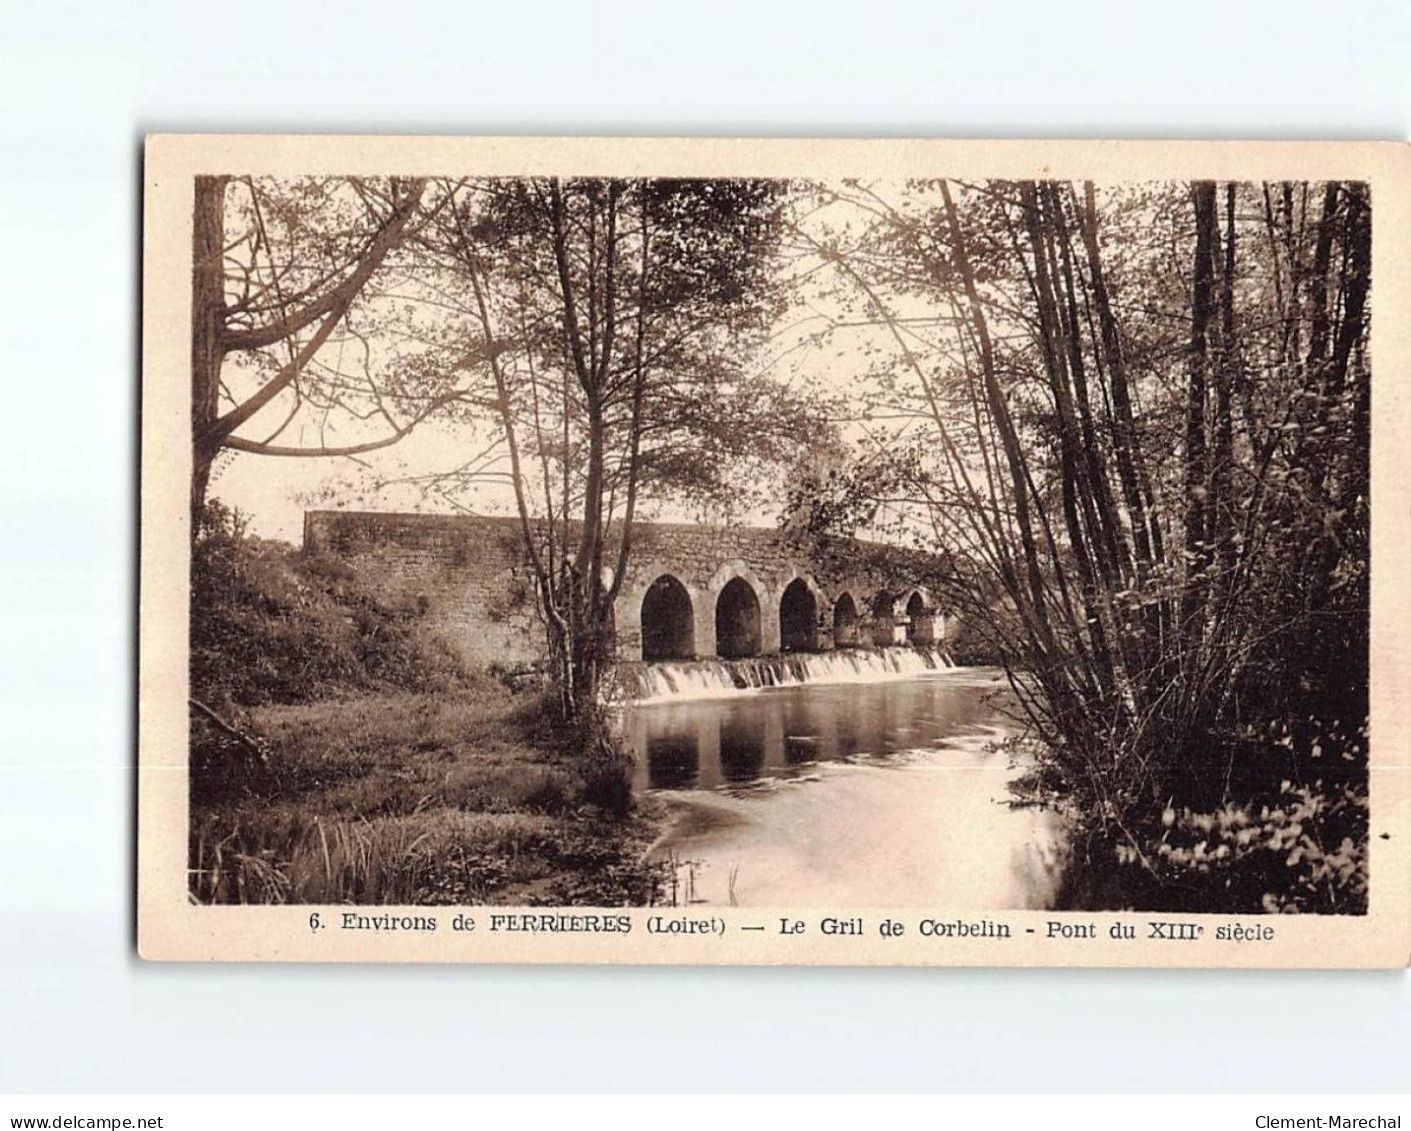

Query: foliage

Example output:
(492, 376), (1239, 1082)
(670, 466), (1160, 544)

(195, 173), (838, 780)
(190, 499), (467, 710)
(786, 178), (1370, 912)
(189, 688), (669, 906)
(370, 174), (842, 786)
(187, 499), (655, 902)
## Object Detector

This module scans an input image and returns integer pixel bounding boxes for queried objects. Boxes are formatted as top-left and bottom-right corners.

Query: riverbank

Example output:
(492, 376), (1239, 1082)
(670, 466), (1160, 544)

(189, 684), (671, 906)
(1028, 770), (1370, 917)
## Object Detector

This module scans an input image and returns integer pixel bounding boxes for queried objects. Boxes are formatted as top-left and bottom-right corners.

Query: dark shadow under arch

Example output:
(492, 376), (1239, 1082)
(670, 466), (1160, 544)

(640, 574), (695, 661)
(906, 591), (927, 643)
(779, 578), (820, 652)
(715, 577), (762, 658)
(833, 592), (860, 647)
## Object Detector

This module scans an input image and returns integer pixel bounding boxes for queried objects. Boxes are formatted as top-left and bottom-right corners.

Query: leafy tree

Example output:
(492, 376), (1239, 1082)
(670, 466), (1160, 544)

(402, 176), (827, 785)
(788, 177), (1370, 910)
(190, 175), (464, 531)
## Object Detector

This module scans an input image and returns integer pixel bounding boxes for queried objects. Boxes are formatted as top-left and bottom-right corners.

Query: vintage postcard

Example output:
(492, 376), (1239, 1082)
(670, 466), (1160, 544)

(139, 135), (1411, 965)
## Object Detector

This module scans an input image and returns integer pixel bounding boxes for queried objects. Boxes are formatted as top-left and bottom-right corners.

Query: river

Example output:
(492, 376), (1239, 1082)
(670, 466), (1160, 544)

(620, 665), (1065, 909)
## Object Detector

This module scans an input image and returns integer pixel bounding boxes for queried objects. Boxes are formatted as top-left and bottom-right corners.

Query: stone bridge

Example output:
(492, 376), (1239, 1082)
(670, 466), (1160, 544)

(303, 512), (953, 668)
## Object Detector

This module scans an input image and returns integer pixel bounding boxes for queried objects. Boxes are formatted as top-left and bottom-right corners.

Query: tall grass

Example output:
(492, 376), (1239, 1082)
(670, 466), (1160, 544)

(191, 808), (557, 905)
(190, 690), (664, 906)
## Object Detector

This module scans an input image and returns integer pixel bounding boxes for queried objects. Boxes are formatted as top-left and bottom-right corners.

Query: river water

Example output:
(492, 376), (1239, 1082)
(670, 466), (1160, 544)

(620, 666), (1065, 908)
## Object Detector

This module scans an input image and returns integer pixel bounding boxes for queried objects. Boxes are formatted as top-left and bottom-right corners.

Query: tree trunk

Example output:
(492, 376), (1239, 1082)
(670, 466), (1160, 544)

(1020, 182), (1113, 689)
(190, 175), (228, 533)
(940, 181), (1056, 662)
(1077, 181), (1167, 651)
(1212, 183), (1238, 591)
(1181, 182), (1217, 651)
(1305, 182), (1340, 383)
(1050, 184), (1129, 588)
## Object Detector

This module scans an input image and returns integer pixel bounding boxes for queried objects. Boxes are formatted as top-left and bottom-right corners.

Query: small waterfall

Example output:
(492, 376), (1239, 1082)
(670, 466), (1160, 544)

(616, 645), (955, 704)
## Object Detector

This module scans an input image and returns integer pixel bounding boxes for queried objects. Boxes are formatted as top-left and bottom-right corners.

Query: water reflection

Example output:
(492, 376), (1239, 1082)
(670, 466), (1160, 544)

(644, 730), (699, 790)
(623, 671), (1007, 792)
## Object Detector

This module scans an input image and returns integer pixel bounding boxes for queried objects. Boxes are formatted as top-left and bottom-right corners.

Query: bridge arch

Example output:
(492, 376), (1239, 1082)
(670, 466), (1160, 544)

(779, 575), (825, 653)
(716, 578), (761, 657)
(706, 562), (767, 660)
(906, 590), (929, 644)
(902, 587), (944, 644)
(715, 577), (762, 658)
(640, 573), (696, 661)
(616, 560), (706, 662)
(832, 590), (862, 647)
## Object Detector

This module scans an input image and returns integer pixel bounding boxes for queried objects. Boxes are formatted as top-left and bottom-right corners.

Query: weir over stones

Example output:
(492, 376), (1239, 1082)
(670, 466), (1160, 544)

(303, 511), (954, 668)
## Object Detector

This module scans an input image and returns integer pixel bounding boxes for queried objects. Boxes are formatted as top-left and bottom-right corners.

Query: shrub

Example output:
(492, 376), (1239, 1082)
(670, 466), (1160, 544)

(190, 500), (468, 708)
(1036, 729), (1369, 915)
(580, 744), (636, 818)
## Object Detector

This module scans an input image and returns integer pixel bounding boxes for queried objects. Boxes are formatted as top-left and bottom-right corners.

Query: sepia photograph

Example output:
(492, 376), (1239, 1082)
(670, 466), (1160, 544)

(158, 144), (1384, 929)
(10, 0), (1411, 1109)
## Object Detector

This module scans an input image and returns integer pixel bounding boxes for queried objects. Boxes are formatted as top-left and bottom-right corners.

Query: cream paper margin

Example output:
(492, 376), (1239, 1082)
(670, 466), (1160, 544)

(138, 136), (1411, 967)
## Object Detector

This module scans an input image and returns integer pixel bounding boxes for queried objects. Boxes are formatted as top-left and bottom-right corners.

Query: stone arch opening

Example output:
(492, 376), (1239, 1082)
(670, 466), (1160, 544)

(779, 578), (820, 653)
(640, 574), (695, 662)
(833, 592), (860, 647)
(906, 591), (927, 643)
(715, 577), (762, 658)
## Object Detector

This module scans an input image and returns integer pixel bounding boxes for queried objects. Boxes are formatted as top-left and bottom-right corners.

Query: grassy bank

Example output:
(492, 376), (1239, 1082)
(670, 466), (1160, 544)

(188, 503), (668, 906)
(190, 680), (669, 905)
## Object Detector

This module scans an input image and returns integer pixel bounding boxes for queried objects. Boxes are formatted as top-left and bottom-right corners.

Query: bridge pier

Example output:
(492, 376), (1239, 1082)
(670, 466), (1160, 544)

(873, 618), (907, 646)
(761, 596), (782, 656)
(913, 611), (950, 644)
(692, 594), (717, 660)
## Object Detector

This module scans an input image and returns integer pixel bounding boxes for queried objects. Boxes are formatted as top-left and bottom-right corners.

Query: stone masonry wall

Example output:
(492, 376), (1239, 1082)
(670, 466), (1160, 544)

(303, 511), (953, 669)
